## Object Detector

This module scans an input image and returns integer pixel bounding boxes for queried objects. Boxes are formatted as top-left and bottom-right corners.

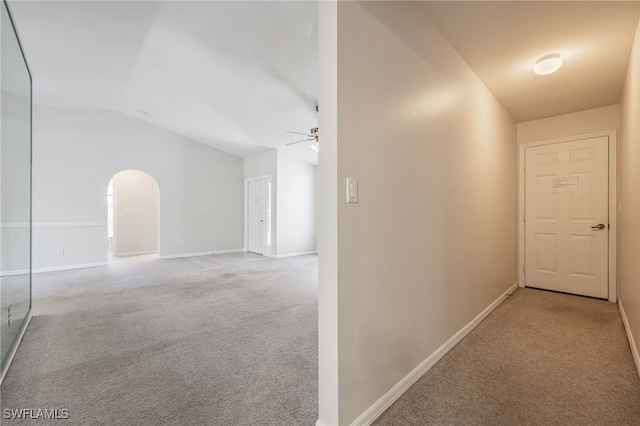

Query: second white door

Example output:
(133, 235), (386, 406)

(248, 179), (266, 255)
(524, 136), (609, 299)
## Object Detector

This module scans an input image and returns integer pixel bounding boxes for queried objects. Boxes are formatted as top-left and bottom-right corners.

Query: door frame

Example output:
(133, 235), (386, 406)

(518, 130), (617, 302)
(244, 175), (272, 257)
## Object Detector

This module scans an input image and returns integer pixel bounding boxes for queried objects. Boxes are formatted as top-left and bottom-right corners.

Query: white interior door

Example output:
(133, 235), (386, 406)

(248, 179), (265, 255)
(524, 136), (609, 299)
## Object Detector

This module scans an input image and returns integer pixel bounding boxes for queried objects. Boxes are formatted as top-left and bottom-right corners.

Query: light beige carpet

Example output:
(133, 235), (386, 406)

(1, 253), (318, 426)
(375, 288), (640, 425)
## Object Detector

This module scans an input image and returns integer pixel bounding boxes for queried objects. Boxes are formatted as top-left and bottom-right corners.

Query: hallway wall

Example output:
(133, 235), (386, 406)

(619, 15), (640, 374)
(320, 2), (517, 423)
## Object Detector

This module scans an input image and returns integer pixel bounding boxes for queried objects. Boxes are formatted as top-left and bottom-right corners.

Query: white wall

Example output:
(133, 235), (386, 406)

(517, 104), (620, 144)
(244, 150), (278, 181)
(1, 91), (31, 273)
(33, 106), (244, 270)
(619, 16), (640, 375)
(112, 170), (159, 256)
(276, 149), (316, 257)
(318, 2), (517, 424)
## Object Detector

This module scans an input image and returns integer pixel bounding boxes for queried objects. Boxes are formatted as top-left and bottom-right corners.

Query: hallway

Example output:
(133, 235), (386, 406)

(375, 288), (640, 425)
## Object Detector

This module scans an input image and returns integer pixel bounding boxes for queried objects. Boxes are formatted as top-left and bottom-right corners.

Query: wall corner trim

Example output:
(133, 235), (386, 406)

(350, 282), (519, 426)
(619, 299), (640, 379)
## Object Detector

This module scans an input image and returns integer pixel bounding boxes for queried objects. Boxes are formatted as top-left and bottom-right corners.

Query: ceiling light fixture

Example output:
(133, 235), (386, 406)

(533, 53), (563, 76)
(138, 110), (151, 117)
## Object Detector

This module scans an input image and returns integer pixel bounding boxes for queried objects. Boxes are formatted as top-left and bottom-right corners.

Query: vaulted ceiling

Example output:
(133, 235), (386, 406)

(9, 1), (319, 163)
(8, 1), (640, 164)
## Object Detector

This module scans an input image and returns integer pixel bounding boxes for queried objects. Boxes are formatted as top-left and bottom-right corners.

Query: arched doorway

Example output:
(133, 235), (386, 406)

(107, 170), (159, 258)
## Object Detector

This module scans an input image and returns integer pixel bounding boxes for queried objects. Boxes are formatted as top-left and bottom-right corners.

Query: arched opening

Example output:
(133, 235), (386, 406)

(107, 170), (159, 258)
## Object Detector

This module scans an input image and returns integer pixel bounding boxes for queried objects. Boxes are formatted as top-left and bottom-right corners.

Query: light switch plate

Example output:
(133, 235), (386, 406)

(347, 178), (358, 203)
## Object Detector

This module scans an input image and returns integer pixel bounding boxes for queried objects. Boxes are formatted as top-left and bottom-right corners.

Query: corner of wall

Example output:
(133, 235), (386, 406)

(618, 12), (640, 380)
(317, 0), (339, 424)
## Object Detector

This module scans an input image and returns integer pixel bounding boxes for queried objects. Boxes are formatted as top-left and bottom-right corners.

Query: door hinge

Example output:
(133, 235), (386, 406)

(523, 264), (526, 273)
(523, 213), (526, 222)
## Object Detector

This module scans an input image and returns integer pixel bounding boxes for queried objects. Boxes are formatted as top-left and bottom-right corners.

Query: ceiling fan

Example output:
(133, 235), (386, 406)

(286, 127), (319, 152)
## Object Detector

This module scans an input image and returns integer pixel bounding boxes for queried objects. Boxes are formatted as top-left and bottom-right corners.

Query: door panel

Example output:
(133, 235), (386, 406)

(570, 172), (594, 220)
(535, 176), (557, 220)
(525, 136), (609, 298)
(535, 233), (557, 272)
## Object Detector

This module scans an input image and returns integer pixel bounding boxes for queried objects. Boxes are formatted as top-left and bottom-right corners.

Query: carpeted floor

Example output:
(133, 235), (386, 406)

(4, 256), (640, 426)
(1, 253), (318, 426)
(374, 287), (640, 426)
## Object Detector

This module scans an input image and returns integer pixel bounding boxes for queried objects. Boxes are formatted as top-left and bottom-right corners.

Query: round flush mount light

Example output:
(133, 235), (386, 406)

(533, 53), (563, 76)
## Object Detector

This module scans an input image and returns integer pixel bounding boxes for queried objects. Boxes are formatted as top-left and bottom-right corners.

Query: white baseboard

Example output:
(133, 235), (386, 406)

(158, 249), (244, 260)
(274, 251), (318, 259)
(213, 249), (246, 255)
(113, 250), (157, 257)
(1, 222), (107, 228)
(1, 262), (109, 276)
(1, 312), (32, 385)
(316, 420), (328, 426)
(619, 299), (640, 379)
(351, 282), (519, 426)
(33, 262), (108, 274)
(0, 269), (30, 277)
(33, 222), (107, 228)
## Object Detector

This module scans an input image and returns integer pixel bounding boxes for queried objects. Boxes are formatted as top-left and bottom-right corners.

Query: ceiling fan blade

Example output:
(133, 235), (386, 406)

(286, 138), (314, 146)
(286, 131), (312, 137)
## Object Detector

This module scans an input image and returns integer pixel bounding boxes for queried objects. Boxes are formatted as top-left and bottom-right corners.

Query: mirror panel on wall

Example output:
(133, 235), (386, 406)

(1, 0), (33, 380)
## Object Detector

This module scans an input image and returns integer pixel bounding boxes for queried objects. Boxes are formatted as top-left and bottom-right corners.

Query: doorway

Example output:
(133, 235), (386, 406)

(246, 176), (272, 256)
(519, 132), (617, 301)
(108, 170), (160, 258)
